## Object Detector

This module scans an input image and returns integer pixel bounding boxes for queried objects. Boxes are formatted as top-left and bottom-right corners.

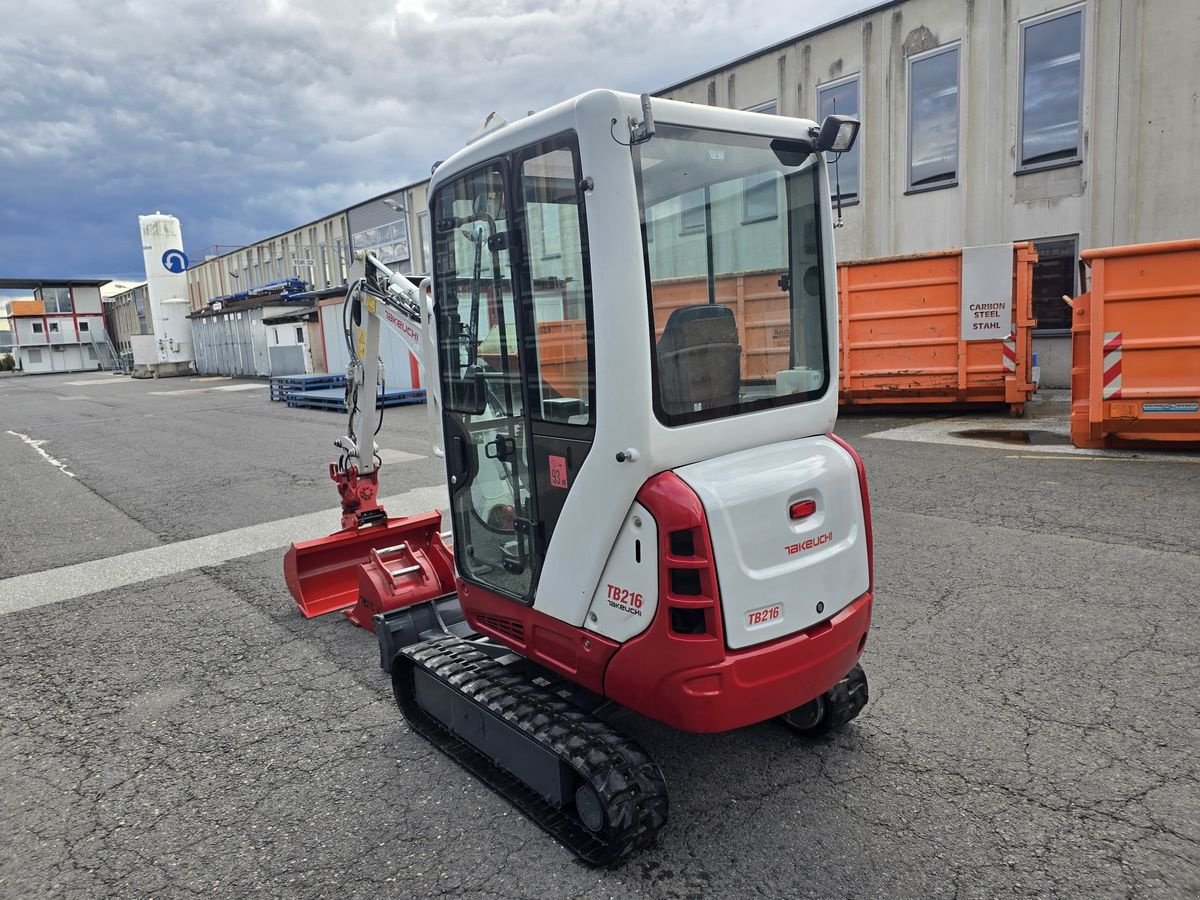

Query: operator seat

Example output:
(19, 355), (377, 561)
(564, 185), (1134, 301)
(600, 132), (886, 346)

(657, 303), (742, 415)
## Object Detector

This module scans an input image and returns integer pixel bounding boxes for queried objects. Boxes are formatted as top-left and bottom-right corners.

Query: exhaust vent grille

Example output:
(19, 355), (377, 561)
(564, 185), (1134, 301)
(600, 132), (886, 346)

(476, 613), (526, 643)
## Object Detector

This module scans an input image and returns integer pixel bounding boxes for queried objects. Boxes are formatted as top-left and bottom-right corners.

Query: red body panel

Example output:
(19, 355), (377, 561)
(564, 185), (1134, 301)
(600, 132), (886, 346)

(289, 434), (876, 736)
(601, 467), (873, 733)
(461, 581), (619, 695)
(606, 590), (872, 733)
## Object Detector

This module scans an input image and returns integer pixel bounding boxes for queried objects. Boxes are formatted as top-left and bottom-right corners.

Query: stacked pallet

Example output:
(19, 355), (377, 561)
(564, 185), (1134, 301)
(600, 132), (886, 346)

(269, 372), (347, 401)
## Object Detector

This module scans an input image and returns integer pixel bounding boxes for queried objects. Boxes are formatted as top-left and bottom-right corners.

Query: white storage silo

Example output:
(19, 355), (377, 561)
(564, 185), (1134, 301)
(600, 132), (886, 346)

(138, 213), (195, 368)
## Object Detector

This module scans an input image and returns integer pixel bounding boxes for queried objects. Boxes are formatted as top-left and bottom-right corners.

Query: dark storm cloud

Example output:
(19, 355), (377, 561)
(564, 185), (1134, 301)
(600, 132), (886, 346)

(0, 0), (870, 279)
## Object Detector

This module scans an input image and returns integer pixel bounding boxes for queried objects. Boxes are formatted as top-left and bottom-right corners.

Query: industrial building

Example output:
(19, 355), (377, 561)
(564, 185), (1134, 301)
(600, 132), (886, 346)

(183, 0), (1197, 388)
(101, 281), (151, 362)
(655, 0), (1200, 385)
(185, 180), (431, 314)
(0, 279), (120, 373)
(184, 181), (431, 386)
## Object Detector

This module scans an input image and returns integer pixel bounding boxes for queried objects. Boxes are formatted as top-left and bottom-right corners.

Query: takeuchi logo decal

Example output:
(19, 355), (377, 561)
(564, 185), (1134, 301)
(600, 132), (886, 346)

(785, 532), (833, 556)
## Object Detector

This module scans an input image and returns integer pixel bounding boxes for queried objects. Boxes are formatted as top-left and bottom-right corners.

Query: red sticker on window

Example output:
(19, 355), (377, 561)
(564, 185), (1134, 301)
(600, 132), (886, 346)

(549, 455), (569, 489)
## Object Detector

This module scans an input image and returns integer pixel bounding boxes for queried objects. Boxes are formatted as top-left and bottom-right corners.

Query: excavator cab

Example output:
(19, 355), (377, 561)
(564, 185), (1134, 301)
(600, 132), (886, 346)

(286, 91), (871, 863)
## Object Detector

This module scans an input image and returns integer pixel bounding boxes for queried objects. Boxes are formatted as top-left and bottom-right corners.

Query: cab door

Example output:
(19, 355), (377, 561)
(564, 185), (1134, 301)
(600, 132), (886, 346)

(433, 163), (540, 602)
(513, 135), (597, 558)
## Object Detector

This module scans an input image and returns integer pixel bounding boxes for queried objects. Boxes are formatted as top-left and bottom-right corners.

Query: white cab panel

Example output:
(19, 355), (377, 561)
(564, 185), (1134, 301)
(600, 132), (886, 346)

(676, 436), (869, 650)
(584, 502), (659, 643)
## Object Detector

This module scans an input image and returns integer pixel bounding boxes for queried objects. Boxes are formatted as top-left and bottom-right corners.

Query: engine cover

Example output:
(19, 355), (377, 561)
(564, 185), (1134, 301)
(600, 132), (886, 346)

(674, 435), (870, 650)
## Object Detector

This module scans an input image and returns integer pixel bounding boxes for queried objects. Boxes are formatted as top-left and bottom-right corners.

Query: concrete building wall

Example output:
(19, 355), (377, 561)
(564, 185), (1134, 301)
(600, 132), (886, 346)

(660, 0), (1198, 251)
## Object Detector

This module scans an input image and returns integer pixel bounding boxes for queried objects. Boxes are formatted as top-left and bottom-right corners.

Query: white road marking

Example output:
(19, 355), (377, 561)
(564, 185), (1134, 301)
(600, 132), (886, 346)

(377, 448), (426, 464)
(0, 484), (450, 617)
(865, 416), (1200, 461)
(1006, 453), (1200, 465)
(63, 376), (132, 386)
(148, 383), (268, 396)
(6, 430), (76, 477)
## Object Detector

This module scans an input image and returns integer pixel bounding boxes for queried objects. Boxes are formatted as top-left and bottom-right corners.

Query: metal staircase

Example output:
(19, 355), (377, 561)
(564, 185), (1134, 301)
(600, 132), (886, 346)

(90, 329), (127, 373)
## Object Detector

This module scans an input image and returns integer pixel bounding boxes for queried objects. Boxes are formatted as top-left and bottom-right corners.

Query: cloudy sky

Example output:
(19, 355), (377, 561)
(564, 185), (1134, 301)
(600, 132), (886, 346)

(0, 0), (871, 280)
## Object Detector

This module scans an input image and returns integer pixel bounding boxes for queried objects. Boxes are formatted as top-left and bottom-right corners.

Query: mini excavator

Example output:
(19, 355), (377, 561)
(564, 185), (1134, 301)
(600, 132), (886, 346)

(285, 90), (872, 864)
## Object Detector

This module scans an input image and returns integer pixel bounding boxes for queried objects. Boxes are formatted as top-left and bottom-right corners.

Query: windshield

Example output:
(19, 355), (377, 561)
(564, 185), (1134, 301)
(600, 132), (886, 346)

(636, 124), (828, 426)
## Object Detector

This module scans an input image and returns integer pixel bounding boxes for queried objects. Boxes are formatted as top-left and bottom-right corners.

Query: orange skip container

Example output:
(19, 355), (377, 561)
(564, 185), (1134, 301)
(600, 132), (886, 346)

(1069, 238), (1200, 449)
(836, 243), (1039, 413)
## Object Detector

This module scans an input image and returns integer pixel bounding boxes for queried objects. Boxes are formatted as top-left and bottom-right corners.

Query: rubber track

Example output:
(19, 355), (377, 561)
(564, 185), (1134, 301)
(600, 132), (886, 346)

(392, 636), (668, 865)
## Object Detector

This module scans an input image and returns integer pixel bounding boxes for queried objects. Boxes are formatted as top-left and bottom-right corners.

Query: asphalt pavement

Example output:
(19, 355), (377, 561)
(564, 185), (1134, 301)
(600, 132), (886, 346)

(1, 372), (1196, 899)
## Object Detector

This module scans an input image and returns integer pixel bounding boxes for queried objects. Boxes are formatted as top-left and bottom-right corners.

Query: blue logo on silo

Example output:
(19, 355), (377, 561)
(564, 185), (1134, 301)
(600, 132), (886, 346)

(162, 249), (189, 273)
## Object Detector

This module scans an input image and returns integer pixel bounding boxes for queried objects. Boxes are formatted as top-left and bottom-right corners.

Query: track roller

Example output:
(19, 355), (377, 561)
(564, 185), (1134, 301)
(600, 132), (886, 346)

(779, 663), (868, 736)
(391, 636), (668, 865)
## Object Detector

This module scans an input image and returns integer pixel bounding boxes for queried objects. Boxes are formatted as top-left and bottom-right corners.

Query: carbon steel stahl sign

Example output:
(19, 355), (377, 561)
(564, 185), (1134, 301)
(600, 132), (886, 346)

(960, 244), (1013, 341)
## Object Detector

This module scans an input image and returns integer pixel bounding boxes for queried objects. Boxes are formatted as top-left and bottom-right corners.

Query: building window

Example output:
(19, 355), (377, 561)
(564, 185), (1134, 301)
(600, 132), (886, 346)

(79, 320), (90, 332)
(742, 173), (779, 223)
(39, 286), (73, 313)
(295, 325), (305, 343)
(1019, 6), (1084, 172)
(49, 321), (60, 333)
(817, 75), (860, 204)
(32, 322), (44, 334)
(1029, 236), (1078, 332)
(28, 348), (43, 363)
(418, 212), (432, 274)
(745, 99), (777, 115)
(680, 188), (706, 233)
(908, 44), (960, 191)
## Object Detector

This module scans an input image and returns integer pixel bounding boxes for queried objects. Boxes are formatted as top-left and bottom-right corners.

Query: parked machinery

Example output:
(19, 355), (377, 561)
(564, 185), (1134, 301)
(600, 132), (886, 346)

(286, 91), (873, 863)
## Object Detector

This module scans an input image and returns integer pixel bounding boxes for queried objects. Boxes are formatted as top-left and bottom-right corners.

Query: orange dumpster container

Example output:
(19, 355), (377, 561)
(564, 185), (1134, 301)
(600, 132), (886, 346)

(534, 319), (589, 398)
(836, 243), (1039, 413)
(648, 272), (793, 381)
(1069, 238), (1200, 449)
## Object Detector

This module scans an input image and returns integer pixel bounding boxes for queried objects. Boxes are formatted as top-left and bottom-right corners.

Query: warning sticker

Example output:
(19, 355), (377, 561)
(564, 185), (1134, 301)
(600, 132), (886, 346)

(548, 454), (569, 489)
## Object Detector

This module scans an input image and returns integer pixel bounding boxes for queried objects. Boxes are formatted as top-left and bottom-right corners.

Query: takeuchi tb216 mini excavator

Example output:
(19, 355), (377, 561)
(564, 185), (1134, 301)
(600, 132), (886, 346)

(284, 90), (873, 863)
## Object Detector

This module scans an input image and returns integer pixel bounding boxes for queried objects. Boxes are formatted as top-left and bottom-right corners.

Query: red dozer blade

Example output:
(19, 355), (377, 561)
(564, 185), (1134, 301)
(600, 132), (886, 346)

(283, 509), (446, 619)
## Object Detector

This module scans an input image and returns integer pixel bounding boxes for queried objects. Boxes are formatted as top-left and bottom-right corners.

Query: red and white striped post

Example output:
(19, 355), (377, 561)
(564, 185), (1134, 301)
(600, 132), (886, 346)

(1001, 334), (1017, 375)
(1102, 331), (1123, 400)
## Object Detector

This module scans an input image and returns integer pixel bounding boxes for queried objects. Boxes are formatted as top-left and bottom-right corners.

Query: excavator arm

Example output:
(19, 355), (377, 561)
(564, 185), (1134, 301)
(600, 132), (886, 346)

(283, 251), (456, 623)
(331, 251), (443, 530)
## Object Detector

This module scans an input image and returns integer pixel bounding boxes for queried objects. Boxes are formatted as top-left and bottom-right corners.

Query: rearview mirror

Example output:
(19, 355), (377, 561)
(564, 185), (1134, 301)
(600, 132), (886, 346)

(813, 115), (860, 154)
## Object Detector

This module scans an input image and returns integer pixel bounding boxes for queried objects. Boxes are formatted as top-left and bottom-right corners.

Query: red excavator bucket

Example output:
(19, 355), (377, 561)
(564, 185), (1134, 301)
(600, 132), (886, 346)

(284, 509), (447, 620)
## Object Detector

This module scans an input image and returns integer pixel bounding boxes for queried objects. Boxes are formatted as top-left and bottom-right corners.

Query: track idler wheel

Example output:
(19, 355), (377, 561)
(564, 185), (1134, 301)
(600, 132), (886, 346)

(780, 664), (868, 736)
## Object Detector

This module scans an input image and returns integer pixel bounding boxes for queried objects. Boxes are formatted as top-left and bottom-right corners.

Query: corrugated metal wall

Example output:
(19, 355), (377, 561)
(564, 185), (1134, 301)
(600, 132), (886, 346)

(191, 308), (271, 377)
